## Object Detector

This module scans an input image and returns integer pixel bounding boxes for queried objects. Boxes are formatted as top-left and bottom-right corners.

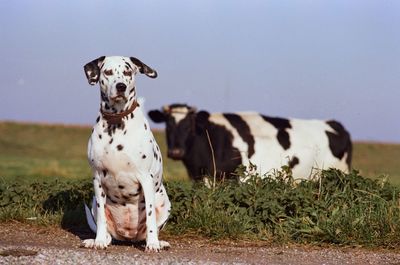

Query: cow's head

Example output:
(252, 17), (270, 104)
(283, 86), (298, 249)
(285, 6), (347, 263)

(84, 56), (157, 112)
(148, 104), (209, 160)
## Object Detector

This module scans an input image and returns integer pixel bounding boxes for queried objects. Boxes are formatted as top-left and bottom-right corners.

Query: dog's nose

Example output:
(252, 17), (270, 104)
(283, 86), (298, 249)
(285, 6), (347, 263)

(116, 83), (127, 93)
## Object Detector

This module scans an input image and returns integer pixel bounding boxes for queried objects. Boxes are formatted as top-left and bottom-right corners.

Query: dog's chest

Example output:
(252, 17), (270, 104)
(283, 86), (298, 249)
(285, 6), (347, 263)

(89, 114), (154, 169)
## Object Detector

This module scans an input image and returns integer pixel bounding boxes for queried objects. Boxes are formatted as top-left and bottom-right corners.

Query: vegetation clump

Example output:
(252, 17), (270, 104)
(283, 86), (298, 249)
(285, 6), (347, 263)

(1, 168), (400, 246)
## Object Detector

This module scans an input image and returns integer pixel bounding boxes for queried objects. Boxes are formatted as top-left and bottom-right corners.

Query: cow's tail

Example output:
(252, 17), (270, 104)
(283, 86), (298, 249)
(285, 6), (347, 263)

(84, 196), (97, 233)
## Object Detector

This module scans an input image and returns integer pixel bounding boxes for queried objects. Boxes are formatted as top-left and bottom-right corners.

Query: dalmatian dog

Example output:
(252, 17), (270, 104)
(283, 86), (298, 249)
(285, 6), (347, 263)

(82, 56), (171, 252)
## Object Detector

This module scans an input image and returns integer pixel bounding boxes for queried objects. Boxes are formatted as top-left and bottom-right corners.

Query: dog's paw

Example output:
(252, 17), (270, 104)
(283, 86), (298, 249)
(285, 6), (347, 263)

(145, 241), (161, 252)
(82, 238), (109, 249)
(159, 240), (170, 250)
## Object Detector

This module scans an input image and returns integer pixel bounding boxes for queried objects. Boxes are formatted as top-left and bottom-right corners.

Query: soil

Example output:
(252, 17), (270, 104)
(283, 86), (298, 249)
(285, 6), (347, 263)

(1, 221), (400, 265)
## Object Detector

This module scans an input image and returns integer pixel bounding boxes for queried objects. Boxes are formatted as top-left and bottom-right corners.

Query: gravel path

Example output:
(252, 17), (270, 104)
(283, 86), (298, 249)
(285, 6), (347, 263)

(1, 222), (400, 265)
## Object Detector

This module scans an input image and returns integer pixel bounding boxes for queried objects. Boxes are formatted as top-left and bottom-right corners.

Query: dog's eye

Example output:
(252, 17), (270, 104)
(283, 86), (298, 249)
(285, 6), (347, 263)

(104, 69), (113, 76)
(123, 70), (132, 77)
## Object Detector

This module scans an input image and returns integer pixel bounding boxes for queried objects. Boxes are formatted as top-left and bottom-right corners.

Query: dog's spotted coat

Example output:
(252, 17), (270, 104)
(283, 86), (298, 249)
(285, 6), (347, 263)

(82, 56), (171, 252)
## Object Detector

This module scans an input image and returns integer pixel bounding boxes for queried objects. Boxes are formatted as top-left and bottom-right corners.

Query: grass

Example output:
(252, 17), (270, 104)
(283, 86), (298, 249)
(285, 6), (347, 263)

(1, 121), (400, 246)
(0, 121), (399, 184)
(1, 168), (400, 247)
(353, 142), (400, 185)
(0, 121), (189, 183)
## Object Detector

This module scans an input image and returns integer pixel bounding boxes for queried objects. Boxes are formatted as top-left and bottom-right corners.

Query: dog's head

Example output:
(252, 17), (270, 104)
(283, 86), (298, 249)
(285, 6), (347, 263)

(84, 56), (157, 107)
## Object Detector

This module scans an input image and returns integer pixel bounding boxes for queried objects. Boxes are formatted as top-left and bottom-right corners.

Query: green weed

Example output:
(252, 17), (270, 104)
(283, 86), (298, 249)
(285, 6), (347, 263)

(2, 168), (400, 247)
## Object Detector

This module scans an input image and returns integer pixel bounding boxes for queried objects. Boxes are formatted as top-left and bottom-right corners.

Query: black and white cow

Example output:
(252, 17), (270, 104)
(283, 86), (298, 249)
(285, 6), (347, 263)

(148, 104), (352, 182)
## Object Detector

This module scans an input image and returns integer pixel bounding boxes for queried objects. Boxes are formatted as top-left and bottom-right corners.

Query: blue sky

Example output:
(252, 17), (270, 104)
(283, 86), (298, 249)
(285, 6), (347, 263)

(1, 1), (399, 142)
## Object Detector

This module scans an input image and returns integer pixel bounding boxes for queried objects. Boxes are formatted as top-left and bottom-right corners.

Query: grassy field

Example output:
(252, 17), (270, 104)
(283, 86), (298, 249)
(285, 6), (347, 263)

(0, 121), (399, 185)
(1, 121), (400, 246)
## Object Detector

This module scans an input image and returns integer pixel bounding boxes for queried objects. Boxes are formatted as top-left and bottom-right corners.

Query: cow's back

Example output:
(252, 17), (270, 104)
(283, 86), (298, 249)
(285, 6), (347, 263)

(209, 112), (351, 180)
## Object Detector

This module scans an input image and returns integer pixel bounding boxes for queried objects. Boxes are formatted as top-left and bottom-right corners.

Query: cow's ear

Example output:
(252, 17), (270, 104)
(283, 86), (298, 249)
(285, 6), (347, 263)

(195, 110), (210, 132)
(148, 110), (166, 123)
(84, 56), (105, 85)
(130, 57), (158, 78)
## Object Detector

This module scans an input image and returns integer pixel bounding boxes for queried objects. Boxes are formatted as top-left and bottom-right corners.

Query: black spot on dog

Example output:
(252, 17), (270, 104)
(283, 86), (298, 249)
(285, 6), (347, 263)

(96, 116), (100, 123)
(118, 185), (124, 189)
(103, 169), (107, 177)
(101, 192), (105, 197)
(124, 130), (127, 135)
(129, 87), (135, 94)
(97, 202), (100, 208)
(142, 154), (146, 159)
(289, 156), (299, 169)
(122, 195), (129, 200)
(98, 134), (102, 139)
(130, 113), (134, 119)
(149, 204), (152, 208)
(150, 174), (154, 178)
(155, 182), (159, 186)
(109, 138), (113, 144)
(156, 188), (160, 193)
(117, 144), (123, 151)
(115, 195), (120, 199)
(149, 230), (153, 233)
(144, 123), (147, 130)
(98, 184), (101, 188)
(148, 210), (152, 216)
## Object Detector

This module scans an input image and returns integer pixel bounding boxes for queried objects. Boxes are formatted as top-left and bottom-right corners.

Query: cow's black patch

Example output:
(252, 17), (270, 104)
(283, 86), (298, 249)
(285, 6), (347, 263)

(277, 130), (291, 150)
(325, 120), (352, 168)
(288, 156), (299, 169)
(262, 115), (292, 150)
(223, 113), (255, 158)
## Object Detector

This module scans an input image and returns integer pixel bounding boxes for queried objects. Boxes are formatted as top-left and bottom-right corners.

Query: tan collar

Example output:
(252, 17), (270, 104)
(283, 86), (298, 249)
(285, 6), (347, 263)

(100, 101), (139, 125)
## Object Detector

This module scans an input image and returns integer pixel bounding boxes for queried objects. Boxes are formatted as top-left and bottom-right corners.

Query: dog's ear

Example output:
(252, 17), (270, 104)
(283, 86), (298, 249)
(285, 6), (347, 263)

(84, 56), (105, 85)
(148, 110), (166, 123)
(130, 57), (158, 79)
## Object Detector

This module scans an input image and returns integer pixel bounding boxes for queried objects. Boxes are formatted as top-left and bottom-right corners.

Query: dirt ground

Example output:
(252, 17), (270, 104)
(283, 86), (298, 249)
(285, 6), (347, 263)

(1, 222), (400, 265)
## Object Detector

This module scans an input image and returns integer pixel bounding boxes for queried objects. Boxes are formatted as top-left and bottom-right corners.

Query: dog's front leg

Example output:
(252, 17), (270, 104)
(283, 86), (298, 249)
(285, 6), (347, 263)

(139, 175), (160, 252)
(83, 170), (111, 249)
